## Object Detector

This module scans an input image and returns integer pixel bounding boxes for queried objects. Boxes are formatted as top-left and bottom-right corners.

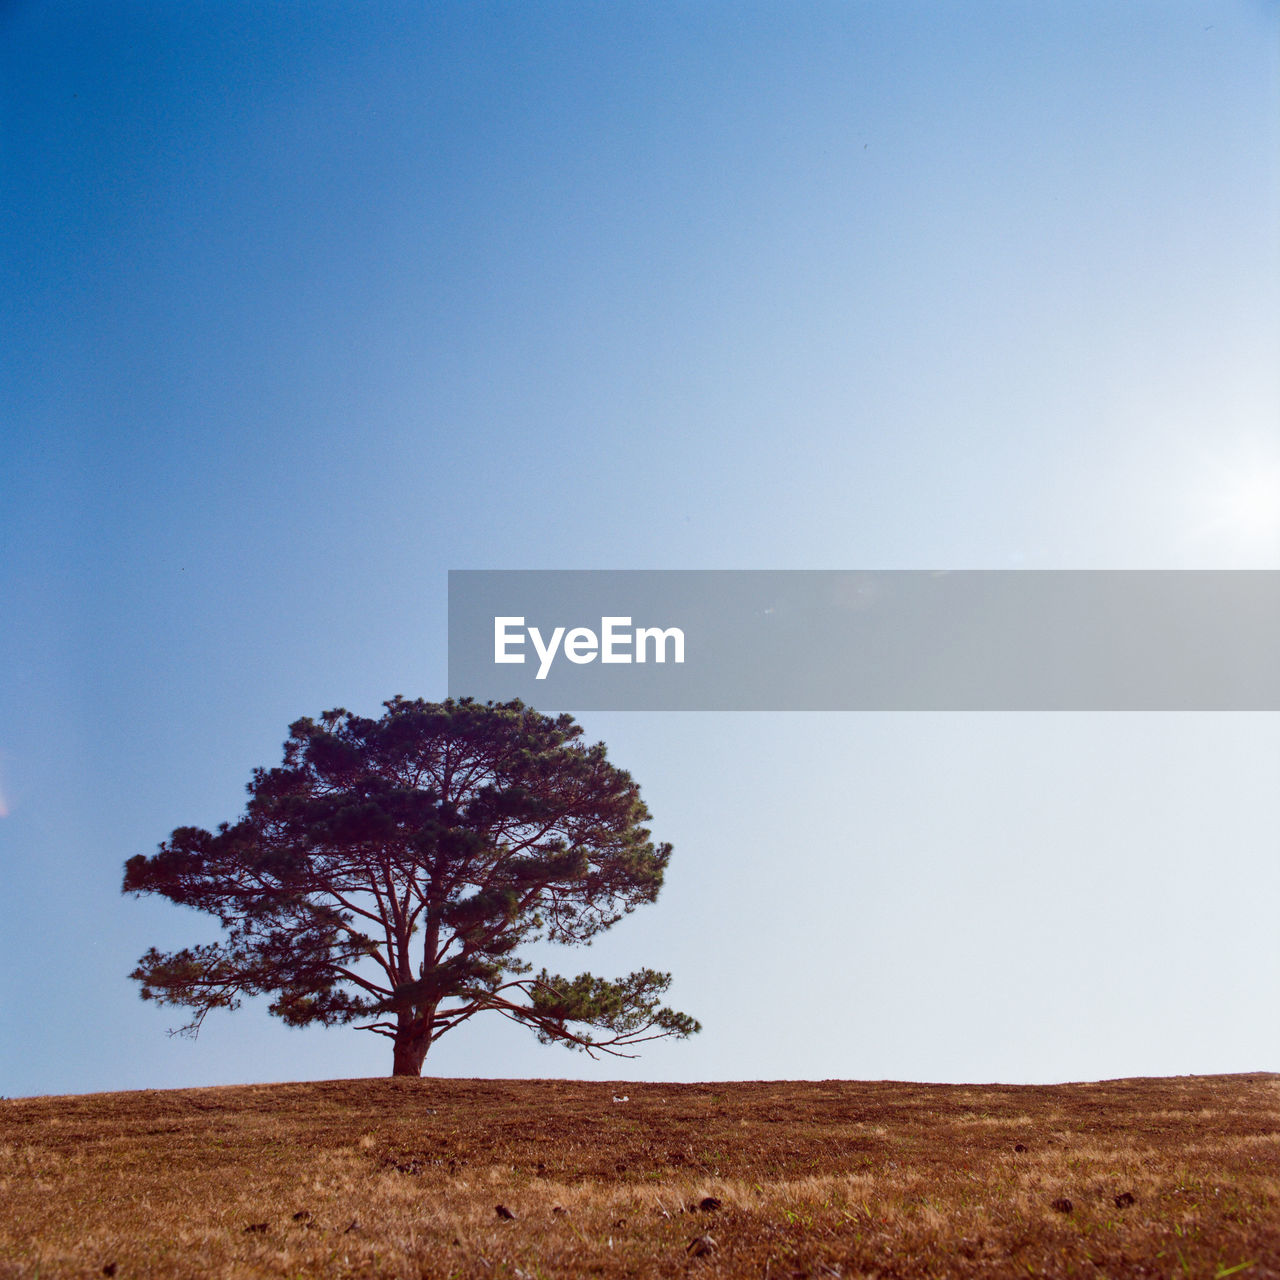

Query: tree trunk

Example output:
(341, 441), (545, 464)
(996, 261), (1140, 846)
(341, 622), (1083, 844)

(391, 1023), (431, 1076)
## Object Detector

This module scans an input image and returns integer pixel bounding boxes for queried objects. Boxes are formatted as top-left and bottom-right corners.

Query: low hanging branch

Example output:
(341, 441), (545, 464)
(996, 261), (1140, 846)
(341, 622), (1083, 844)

(123, 696), (700, 1075)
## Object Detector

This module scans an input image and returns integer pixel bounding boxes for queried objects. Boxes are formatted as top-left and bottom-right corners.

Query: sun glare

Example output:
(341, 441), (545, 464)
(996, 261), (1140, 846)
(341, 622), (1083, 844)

(1191, 447), (1280, 559)
(1223, 468), (1280, 540)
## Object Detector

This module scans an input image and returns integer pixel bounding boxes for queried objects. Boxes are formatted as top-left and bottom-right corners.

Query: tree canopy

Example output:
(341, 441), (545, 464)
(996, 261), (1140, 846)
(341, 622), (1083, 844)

(123, 697), (699, 1075)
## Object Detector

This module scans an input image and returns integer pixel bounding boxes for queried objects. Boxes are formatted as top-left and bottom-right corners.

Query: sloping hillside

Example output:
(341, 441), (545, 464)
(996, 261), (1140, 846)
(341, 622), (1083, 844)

(3, 1074), (1279, 1277)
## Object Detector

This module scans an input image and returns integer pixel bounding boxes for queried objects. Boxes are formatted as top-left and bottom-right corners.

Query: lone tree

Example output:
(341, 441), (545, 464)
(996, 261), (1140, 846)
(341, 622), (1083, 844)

(124, 697), (699, 1075)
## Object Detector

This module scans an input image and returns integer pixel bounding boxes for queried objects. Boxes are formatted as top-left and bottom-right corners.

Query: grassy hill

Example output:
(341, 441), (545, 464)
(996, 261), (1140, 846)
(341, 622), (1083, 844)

(3, 1073), (1279, 1278)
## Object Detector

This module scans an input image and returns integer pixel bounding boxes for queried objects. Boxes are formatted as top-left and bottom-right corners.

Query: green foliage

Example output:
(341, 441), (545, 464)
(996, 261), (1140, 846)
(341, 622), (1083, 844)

(528, 967), (701, 1049)
(124, 697), (699, 1072)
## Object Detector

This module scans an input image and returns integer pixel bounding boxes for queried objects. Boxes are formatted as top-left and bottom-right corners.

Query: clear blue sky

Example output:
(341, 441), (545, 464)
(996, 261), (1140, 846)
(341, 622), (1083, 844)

(2, 1), (1278, 1097)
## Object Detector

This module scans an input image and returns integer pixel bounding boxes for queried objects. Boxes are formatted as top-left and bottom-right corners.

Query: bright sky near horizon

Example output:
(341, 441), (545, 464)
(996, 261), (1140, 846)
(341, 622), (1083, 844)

(2, 1), (1279, 1098)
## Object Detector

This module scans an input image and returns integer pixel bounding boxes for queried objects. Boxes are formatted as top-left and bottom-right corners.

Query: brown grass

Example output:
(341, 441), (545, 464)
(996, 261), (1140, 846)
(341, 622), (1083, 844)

(3, 1073), (1280, 1278)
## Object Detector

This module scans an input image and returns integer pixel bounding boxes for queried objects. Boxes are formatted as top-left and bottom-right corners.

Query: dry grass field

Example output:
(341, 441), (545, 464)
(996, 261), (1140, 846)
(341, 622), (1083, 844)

(2, 1073), (1279, 1279)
